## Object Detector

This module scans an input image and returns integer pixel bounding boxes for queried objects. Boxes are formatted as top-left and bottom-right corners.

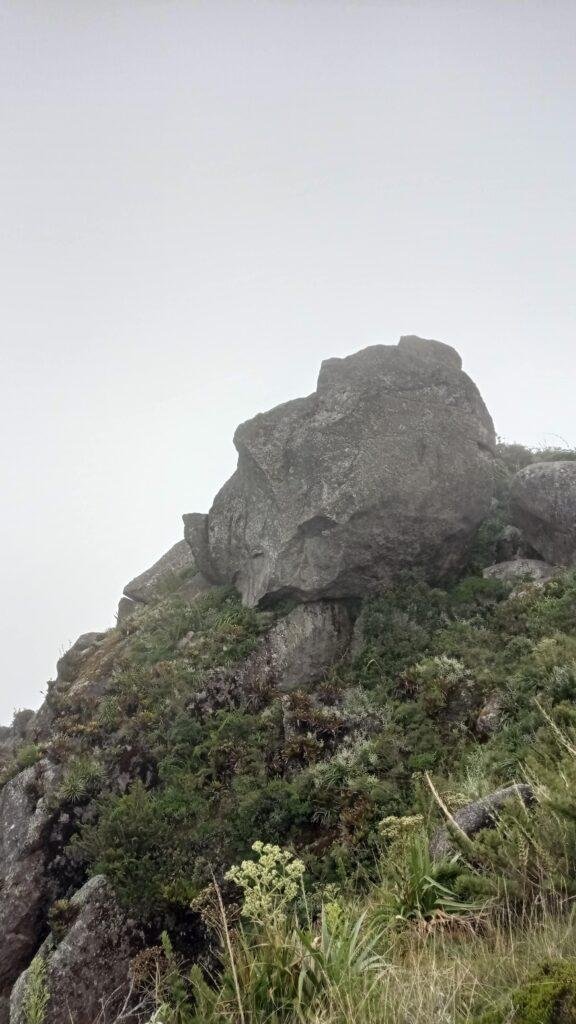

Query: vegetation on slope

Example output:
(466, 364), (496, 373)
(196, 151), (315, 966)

(7, 441), (576, 1022)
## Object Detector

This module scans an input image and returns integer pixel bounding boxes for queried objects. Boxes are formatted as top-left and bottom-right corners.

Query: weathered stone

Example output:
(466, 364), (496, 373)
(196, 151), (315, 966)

(186, 337), (497, 606)
(10, 877), (144, 1024)
(483, 559), (561, 587)
(116, 595), (140, 624)
(123, 539), (196, 604)
(495, 524), (524, 562)
(349, 616), (366, 661)
(0, 762), (60, 998)
(255, 601), (353, 693)
(511, 462), (576, 565)
(430, 783), (534, 860)
(476, 692), (503, 738)
(56, 633), (106, 685)
(184, 601), (353, 718)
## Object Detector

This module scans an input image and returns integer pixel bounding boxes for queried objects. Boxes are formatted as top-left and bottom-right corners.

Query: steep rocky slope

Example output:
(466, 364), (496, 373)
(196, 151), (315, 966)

(1, 338), (575, 1023)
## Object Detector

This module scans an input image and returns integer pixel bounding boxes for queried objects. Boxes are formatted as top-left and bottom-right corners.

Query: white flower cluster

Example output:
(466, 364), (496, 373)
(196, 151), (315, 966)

(225, 841), (306, 924)
(379, 814), (424, 841)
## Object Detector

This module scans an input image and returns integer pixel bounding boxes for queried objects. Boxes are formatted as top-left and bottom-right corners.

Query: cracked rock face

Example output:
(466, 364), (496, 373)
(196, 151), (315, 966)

(511, 461), (576, 566)
(186, 337), (497, 606)
(10, 877), (143, 1024)
(0, 762), (60, 1000)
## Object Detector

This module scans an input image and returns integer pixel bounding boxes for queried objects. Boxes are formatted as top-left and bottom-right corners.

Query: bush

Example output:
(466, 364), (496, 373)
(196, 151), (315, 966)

(479, 960), (576, 1024)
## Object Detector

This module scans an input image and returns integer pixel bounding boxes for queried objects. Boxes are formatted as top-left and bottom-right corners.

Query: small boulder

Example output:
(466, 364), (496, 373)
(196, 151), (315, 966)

(116, 595), (141, 624)
(10, 876), (143, 1024)
(184, 601), (353, 718)
(511, 462), (576, 565)
(476, 692), (503, 738)
(119, 540), (214, 620)
(256, 601), (353, 693)
(430, 783), (534, 860)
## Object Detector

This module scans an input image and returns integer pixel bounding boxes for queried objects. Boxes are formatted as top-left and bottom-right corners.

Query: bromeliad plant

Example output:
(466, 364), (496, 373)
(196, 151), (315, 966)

(376, 815), (479, 926)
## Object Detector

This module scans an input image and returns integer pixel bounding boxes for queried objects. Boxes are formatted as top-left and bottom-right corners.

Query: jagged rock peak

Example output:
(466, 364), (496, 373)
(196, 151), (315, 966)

(185, 336), (498, 606)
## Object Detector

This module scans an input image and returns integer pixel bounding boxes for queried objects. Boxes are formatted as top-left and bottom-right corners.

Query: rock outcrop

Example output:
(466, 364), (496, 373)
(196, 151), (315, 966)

(0, 762), (60, 1006)
(10, 877), (142, 1024)
(255, 601), (353, 692)
(181, 601), (354, 720)
(483, 558), (561, 587)
(186, 337), (497, 606)
(56, 632), (106, 685)
(511, 462), (576, 566)
(118, 540), (212, 622)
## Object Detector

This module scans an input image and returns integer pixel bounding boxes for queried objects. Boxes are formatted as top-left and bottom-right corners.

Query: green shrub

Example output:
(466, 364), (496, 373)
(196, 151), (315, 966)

(478, 960), (576, 1024)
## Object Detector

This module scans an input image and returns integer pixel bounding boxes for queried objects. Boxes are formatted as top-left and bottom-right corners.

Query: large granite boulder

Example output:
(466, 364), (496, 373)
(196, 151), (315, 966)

(10, 877), (144, 1024)
(511, 462), (576, 566)
(186, 337), (497, 606)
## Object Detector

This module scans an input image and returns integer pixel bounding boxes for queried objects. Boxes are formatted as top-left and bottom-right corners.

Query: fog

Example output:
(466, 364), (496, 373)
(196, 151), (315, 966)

(1, 0), (575, 723)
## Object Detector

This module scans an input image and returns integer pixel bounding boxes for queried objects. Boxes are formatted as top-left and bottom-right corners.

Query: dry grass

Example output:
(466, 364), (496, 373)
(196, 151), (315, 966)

(305, 904), (576, 1024)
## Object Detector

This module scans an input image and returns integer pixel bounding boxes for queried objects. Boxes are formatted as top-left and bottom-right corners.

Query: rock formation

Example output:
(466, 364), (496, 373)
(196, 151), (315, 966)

(483, 558), (561, 587)
(1, 335), (558, 1021)
(0, 762), (61, 1018)
(185, 336), (498, 606)
(117, 540), (212, 622)
(511, 461), (576, 566)
(10, 877), (142, 1024)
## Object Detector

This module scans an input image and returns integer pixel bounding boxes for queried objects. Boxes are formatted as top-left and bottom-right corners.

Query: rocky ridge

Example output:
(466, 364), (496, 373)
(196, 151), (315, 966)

(0, 337), (575, 1021)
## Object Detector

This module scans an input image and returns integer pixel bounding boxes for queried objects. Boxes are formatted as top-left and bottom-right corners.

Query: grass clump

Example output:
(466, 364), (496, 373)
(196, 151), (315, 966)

(20, 955), (49, 1024)
(58, 756), (104, 805)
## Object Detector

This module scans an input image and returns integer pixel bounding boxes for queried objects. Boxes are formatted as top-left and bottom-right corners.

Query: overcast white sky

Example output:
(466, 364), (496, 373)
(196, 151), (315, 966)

(1, 0), (575, 724)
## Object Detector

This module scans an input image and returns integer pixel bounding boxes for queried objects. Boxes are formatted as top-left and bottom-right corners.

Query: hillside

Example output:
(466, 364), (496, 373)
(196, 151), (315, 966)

(2, 338), (576, 1024)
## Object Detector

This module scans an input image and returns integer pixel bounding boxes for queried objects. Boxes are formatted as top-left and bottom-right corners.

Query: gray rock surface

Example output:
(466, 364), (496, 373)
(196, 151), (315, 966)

(511, 462), (576, 565)
(186, 337), (497, 605)
(116, 595), (141, 624)
(119, 539), (213, 621)
(252, 600), (353, 693)
(475, 692), (503, 738)
(483, 558), (561, 587)
(123, 539), (196, 603)
(183, 601), (353, 718)
(495, 524), (524, 562)
(10, 877), (143, 1024)
(430, 783), (534, 860)
(0, 762), (60, 999)
(56, 632), (106, 684)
